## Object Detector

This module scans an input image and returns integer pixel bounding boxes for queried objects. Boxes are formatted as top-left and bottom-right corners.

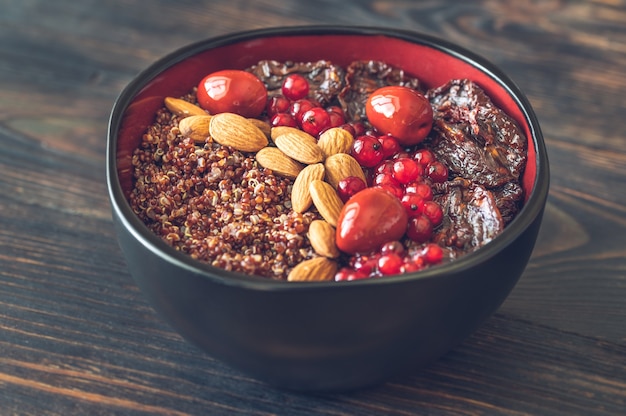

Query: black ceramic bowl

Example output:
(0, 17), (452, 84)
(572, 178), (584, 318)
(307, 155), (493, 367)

(106, 26), (549, 391)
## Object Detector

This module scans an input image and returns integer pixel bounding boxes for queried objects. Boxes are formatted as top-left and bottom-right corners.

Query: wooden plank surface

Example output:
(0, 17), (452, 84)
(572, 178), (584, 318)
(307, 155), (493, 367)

(1, 0), (625, 414)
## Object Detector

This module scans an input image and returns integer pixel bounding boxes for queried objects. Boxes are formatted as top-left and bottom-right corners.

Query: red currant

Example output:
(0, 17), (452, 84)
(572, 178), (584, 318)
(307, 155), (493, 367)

(421, 200), (443, 226)
(339, 123), (356, 136)
(378, 135), (402, 159)
(327, 111), (346, 129)
(372, 172), (399, 188)
(377, 183), (403, 199)
(427, 161), (449, 183)
(335, 267), (369, 281)
(374, 160), (395, 175)
(406, 214), (433, 243)
(400, 194), (424, 218)
(282, 74), (310, 101)
(404, 181), (433, 201)
(337, 176), (366, 203)
(352, 255), (378, 275)
(380, 240), (405, 256)
(403, 259), (425, 273)
(270, 112), (298, 128)
(377, 253), (403, 276)
(392, 158), (423, 184)
(351, 121), (367, 137)
(413, 148), (436, 167)
(266, 95), (290, 117)
(289, 98), (318, 121)
(422, 243), (444, 264)
(351, 134), (384, 168)
(300, 107), (331, 137)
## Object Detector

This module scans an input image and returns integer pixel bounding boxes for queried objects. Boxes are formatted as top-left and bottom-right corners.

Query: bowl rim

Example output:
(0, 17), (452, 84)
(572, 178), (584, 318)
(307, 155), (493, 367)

(106, 25), (550, 291)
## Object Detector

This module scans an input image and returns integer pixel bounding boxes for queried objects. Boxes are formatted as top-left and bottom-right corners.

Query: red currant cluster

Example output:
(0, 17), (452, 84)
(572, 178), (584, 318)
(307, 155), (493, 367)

(335, 241), (444, 281)
(267, 74), (361, 138)
(334, 140), (449, 281)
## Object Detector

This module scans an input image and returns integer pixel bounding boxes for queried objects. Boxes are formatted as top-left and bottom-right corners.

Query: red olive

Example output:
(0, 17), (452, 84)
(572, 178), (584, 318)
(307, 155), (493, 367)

(197, 70), (267, 118)
(365, 86), (433, 146)
(336, 187), (408, 254)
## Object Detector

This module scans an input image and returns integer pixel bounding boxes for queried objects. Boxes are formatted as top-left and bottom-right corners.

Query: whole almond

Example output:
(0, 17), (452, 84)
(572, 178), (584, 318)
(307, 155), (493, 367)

(308, 220), (340, 258)
(274, 130), (324, 164)
(324, 153), (367, 189)
(270, 126), (296, 141)
(309, 179), (344, 227)
(291, 163), (325, 213)
(256, 147), (304, 179)
(247, 118), (271, 138)
(287, 257), (337, 282)
(317, 127), (354, 157)
(164, 97), (207, 117)
(179, 115), (213, 143)
(209, 112), (269, 152)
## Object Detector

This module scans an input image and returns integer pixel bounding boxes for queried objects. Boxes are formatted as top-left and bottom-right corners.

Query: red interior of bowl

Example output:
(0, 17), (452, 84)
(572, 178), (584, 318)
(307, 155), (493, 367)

(116, 34), (537, 201)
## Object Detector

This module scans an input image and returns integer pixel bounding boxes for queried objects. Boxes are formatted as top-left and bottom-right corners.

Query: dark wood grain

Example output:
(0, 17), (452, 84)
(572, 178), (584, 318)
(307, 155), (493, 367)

(1, 0), (625, 414)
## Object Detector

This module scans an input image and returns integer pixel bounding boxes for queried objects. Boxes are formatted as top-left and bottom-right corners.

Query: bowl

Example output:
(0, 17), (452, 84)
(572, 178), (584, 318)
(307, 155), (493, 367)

(106, 26), (549, 391)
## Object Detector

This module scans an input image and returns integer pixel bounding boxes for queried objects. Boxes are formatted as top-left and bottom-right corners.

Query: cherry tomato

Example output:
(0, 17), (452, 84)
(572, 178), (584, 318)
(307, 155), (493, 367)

(197, 70), (267, 118)
(365, 86), (433, 146)
(336, 187), (408, 254)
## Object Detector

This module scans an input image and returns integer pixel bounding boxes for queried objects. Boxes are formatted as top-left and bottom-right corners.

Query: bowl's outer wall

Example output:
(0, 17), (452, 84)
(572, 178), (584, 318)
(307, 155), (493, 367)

(108, 27), (549, 391)
(112, 204), (544, 391)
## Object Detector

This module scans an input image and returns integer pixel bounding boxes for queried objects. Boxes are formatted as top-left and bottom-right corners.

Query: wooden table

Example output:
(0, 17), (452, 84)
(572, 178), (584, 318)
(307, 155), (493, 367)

(2, 1), (625, 414)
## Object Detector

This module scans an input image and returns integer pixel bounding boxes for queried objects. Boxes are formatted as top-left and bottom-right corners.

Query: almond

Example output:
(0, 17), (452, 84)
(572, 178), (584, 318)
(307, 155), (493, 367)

(308, 220), (340, 258)
(291, 163), (325, 213)
(317, 127), (354, 157)
(164, 97), (207, 117)
(247, 118), (271, 138)
(287, 257), (337, 282)
(179, 115), (213, 143)
(324, 153), (367, 189)
(309, 179), (344, 227)
(270, 126), (297, 141)
(209, 112), (269, 152)
(274, 129), (324, 164)
(256, 147), (304, 179)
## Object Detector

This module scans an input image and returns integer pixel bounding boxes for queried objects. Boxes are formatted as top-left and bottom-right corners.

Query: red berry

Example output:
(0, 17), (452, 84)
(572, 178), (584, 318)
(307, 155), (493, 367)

(365, 86), (433, 146)
(377, 253), (403, 276)
(266, 95), (290, 117)
(197, 69), (267, 118)
(351, 134), (384, 168)
(392, 158), (423, 184)
(326, 105), (345, 116)
(380, 240), (405, 256)
(373, 172), (399, 187)
(404, 181), (433, 201)
(340, 123), (356, 136)
(406, 214), (433, 243)
(335, 267), (369, 281)
(378, 135), (402, 159)
(374, 160), (395, 175)
(351, 121), (367, 136)
(403, 259), (425, 273)
(270, 112), (298, 128)
(400, 194), (424, 218)
(337, 176), (367, 203)
(289, 98), (318, 120)
(327, 110), (346, 128)
(427, 161), (449, 183)
(377, 183), (404, 199)
(300, 107), (330, 137)
(413, 149), (436, 167)
(336, 187), (408, 254)
(282, 74), (310, 101)
(421, 200), (443, 226)
(352, 255), (378, 275)
(422, 243), (444, 264)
